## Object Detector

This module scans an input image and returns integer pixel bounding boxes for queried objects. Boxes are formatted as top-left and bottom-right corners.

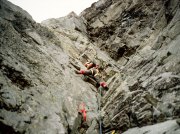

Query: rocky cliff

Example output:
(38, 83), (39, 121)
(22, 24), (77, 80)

(0, 0), (101, 133)
(0, 0), (180, 134)
(81, 0), (180, 133)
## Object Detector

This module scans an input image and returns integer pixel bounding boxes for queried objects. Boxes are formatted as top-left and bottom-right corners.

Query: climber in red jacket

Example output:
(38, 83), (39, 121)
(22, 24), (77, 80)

(78, 103), (87, 122)
(75, 64), (108, 90)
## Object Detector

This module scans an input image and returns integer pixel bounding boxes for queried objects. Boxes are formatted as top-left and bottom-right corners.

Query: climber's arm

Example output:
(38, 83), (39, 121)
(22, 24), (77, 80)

(84, 62), (95, 70)
(75, 69), (93, 75)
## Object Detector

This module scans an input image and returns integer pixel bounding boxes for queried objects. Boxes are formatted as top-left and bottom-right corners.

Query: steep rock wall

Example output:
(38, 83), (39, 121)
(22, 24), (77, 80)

(0, 0), (104, 133)
(81, 0), (180, 133)
(0, 0), (180, 134)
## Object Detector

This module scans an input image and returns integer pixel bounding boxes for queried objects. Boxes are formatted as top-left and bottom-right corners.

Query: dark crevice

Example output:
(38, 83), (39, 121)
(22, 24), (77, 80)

(64, 115), (71, 133)
(0, 62), (32, 90)
(74, 27), (82, 32)
(117, 45), (128, 57)
(110, 45), (138, 61)
(0, 83), (3, 90)
(125, 7), (147, 20)
(88, 24), (116, 41)
(12, 12), (33, 33)
(103, 127), (117, 133)
(164, 0), (174, 23)
(0, 99), (21, 112)
(128, 82), (140, 91)
(165, 12), (173, 24)
(67, 125), (71, 134)
(0, 121), (20, 134)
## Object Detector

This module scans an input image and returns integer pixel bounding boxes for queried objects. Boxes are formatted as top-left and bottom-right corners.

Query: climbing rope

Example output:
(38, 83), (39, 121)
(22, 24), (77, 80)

(98, 87), (102, 134)
(111, 130), (115, 134)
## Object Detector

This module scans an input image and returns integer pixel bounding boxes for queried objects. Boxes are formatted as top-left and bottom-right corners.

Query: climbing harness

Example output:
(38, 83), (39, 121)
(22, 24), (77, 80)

(98, 87), (103, 134)
(94, 68), (100, 77)
(79, 103), (87, 122)
(90, 68), (99, 77)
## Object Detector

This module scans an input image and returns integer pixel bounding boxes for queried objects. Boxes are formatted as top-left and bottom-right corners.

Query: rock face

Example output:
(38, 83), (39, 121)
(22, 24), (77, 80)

(81, 0), (180, 60)
(123, 120), (180, 134)
(0, 0), (101, 133)
(42, 12), (87, 34)
(0, 0), (180, 134)
(81, 0), (180, 133)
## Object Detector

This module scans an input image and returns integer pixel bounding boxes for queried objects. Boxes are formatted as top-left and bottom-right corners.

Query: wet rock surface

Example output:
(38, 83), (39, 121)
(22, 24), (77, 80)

(0, 0), (180, 134)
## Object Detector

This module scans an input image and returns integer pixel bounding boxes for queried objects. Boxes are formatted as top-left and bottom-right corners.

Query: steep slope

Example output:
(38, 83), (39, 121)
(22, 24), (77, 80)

(0, 0), (104, 133)
(0, 0), (180, 134)
(81, 0), (180, 133)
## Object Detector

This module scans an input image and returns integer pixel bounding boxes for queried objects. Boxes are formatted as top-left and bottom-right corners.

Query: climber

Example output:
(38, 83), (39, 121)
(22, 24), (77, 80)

(78, 103), (87, 122)
(75, 64), (108, 93)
